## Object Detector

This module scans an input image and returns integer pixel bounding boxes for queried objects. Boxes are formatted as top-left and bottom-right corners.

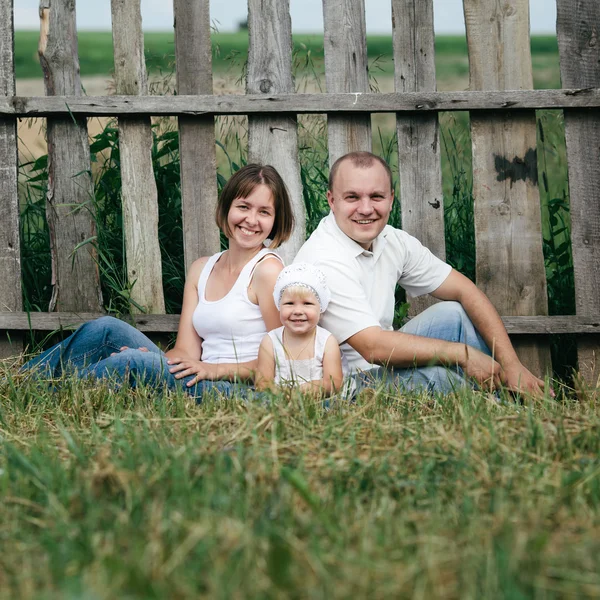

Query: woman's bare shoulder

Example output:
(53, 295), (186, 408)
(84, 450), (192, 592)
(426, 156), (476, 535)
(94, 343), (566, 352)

(253, 253), (284, 281)
(187, 256), (212, 282)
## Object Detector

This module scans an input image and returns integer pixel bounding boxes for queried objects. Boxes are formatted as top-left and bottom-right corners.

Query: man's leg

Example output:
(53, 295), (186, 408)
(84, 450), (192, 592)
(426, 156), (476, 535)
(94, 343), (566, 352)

(371, 301), (492, 394)
(400, 301), (491, 355)
(21, 316), (161, 377)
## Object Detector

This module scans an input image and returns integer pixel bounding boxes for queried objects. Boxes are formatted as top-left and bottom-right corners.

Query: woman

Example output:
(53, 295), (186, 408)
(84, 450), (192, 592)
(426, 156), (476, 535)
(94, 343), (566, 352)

(22, 164), (295, 399)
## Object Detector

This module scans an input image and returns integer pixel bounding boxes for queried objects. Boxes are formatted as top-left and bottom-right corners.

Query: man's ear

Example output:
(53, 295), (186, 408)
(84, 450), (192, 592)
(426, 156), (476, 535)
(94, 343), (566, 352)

(326, 190), (335, 211)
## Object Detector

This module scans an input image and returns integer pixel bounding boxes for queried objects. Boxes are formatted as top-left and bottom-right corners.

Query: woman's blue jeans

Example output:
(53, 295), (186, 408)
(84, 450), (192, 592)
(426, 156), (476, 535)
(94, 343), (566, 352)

(359, 301), (493, 394)
(21, 316), (244, 401)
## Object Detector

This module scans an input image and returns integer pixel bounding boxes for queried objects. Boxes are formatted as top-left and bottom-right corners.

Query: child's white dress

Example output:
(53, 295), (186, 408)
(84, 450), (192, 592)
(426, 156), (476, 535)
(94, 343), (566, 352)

(267, 325), (332, 385)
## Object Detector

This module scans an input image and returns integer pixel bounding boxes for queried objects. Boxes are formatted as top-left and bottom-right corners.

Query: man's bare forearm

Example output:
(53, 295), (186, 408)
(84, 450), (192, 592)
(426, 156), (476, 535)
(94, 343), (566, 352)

(349, 328), (468, 368)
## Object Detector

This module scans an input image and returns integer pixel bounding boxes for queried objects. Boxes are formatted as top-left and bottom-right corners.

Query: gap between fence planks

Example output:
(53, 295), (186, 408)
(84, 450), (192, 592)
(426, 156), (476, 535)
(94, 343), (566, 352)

(174, 0), (220, 272)
(323, 0), (372, 163)
(247, 0), (305, 262)
(464, 0), (551, 377)
(38, 0), (102, 315)
(393, 0), (445, 315)
(6, 89), (600, 117)
(111, 0), (164, 314)
(0, 0), (22, 359)
(557, 0), (600, 386)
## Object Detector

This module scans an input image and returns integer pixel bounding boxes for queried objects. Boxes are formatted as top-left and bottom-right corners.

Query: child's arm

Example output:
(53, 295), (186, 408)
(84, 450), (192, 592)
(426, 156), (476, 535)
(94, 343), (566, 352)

(298, 335), (344, 397)
(255, 335), (276, 391)
(320, 335), (344, 394)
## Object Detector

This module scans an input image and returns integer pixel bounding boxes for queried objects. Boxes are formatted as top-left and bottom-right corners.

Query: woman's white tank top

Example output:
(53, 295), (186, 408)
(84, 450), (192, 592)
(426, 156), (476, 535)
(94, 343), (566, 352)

(267, 325), (332, 384)
(192, 248), (282, 364)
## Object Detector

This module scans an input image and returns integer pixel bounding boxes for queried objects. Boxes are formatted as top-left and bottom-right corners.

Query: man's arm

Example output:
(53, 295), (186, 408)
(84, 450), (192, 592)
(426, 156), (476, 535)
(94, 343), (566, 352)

(431, 269), (547, 396)
(347, 326), (502, 387)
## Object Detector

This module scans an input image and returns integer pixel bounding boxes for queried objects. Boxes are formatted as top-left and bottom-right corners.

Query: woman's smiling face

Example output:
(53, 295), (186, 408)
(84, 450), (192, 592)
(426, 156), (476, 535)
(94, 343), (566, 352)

(227, 184), (276, 250)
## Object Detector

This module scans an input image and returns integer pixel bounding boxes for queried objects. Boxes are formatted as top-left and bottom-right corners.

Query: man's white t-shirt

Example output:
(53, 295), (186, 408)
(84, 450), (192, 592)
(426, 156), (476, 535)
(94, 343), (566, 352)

(294, 212), (452, 372)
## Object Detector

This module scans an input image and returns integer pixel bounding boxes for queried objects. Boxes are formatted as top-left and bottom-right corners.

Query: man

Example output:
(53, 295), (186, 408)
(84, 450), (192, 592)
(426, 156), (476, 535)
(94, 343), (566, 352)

(294, 151), (547, 395)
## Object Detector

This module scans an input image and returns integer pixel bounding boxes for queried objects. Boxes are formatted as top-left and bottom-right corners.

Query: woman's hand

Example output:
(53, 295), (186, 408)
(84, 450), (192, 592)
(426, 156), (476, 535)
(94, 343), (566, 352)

(167, 357), (217, 386)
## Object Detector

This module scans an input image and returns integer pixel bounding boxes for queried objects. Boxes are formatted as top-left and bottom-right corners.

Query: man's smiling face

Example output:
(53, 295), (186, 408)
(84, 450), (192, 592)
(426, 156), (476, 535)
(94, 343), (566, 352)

(327, 159), (394, 250)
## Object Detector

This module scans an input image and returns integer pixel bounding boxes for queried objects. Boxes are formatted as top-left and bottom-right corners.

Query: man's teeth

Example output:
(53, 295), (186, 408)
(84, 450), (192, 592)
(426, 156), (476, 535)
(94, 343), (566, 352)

(356, 220), (374, 224)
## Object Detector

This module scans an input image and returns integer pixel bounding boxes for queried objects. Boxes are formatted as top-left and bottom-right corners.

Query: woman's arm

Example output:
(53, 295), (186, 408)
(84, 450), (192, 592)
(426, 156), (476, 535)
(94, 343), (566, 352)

(249, 256), (285, 331)
(255, 335), (276, 391)
(164, 257), (207, 361)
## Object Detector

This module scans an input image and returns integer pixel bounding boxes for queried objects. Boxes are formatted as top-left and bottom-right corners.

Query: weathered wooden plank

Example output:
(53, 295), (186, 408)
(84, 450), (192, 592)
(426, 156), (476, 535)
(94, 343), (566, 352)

(38, 0), (102, 315)
(392, 0), (444, 315)
(323, 0), (371, 163)
(111, 0), (164, 314)
(6, 89), (600, 117)
(247, 0), (305, 263)
(0, 0), (22, 358)
(174, 0), (220, 272)
(1, 312), (597, 334)
(464, 0), (551, 376)
(557, 0), (600, 387)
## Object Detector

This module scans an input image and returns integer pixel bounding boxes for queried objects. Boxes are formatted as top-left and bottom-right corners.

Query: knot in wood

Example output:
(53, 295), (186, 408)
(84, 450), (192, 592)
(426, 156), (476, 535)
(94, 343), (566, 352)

(497, 202), (510, 216)
(259, 79), (273, 93)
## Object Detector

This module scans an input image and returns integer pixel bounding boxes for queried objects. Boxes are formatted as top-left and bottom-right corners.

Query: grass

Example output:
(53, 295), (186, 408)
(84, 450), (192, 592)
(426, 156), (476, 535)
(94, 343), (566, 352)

(1, 371), (600, 598)
(15, 31), (562, 89)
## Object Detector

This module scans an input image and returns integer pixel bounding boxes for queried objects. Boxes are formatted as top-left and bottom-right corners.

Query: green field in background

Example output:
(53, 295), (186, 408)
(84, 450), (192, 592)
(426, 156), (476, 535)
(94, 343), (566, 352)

(15, 30), (562, 89)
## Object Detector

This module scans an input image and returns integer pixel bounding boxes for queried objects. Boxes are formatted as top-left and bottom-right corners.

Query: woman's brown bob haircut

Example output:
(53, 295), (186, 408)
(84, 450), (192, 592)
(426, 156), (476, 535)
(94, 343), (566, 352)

(216, 164), (295, 249)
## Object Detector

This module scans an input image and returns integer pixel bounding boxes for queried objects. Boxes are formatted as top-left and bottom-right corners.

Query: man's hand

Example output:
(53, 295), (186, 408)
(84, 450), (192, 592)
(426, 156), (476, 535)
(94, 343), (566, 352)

(461, 345), (502, 389)
(500, 362), (550, 399)
(167, 357), (216, 386)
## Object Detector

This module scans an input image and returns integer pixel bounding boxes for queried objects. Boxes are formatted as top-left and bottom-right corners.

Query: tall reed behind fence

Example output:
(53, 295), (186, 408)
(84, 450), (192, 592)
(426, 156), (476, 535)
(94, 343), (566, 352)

(1, 0), (599, 384)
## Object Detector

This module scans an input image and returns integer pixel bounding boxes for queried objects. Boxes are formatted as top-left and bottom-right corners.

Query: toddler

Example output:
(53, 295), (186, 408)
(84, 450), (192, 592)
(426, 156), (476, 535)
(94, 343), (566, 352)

(256, 263), (344, 396)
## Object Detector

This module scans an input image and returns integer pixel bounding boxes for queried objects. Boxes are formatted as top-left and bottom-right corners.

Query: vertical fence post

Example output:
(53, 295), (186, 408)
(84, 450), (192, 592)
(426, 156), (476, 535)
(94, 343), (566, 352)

(392, 0), (445, 315)
(247, 0), (305, 262)
(0, 0), (22, 358)
(463, 0), (552, 376)
(111, 0), (165, 314)
(174, 0), (220, 272)
(557, 0), (600, 387)
(38, 0), (103, 313)
(322, 0), (371, 164)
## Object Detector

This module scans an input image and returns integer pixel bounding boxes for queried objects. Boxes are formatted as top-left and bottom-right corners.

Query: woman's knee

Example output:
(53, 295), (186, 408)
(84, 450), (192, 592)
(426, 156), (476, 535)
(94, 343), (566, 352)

(81, 316), (123, 336)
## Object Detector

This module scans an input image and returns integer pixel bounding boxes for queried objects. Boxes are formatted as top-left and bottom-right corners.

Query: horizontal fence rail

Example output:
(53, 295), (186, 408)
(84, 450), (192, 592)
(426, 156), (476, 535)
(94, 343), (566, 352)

(0, 313), (598, 335)
(5, 89), (600, 116)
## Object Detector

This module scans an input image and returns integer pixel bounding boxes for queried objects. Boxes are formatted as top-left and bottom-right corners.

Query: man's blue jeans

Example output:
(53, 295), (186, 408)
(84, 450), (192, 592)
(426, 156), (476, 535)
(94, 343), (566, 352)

(21, 316), (243, 401)
(360, 301), (493, 394)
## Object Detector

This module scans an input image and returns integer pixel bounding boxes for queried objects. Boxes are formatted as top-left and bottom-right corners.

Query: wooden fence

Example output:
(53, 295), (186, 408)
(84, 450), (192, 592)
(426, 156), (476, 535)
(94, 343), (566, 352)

(1, 0), (599, 385)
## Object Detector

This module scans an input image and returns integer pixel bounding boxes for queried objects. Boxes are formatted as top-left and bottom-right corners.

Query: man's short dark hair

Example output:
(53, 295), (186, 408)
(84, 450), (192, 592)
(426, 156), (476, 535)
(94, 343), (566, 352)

(328, 151), (394, 193)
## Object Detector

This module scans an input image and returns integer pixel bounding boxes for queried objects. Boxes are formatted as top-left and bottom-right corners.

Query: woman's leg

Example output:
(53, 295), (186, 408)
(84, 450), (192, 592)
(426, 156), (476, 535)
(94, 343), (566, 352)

(21, 316), (161, 377)
(79, 349), (249, 402)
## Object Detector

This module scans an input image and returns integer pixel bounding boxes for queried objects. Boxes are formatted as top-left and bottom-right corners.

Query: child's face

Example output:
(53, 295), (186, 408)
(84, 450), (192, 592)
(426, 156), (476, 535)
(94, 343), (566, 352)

(279, 289), (320, 335)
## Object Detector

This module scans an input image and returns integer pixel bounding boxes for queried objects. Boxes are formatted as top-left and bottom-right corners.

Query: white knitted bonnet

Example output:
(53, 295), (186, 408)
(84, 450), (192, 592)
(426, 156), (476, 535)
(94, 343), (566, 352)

(273, 263), (331, 313)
